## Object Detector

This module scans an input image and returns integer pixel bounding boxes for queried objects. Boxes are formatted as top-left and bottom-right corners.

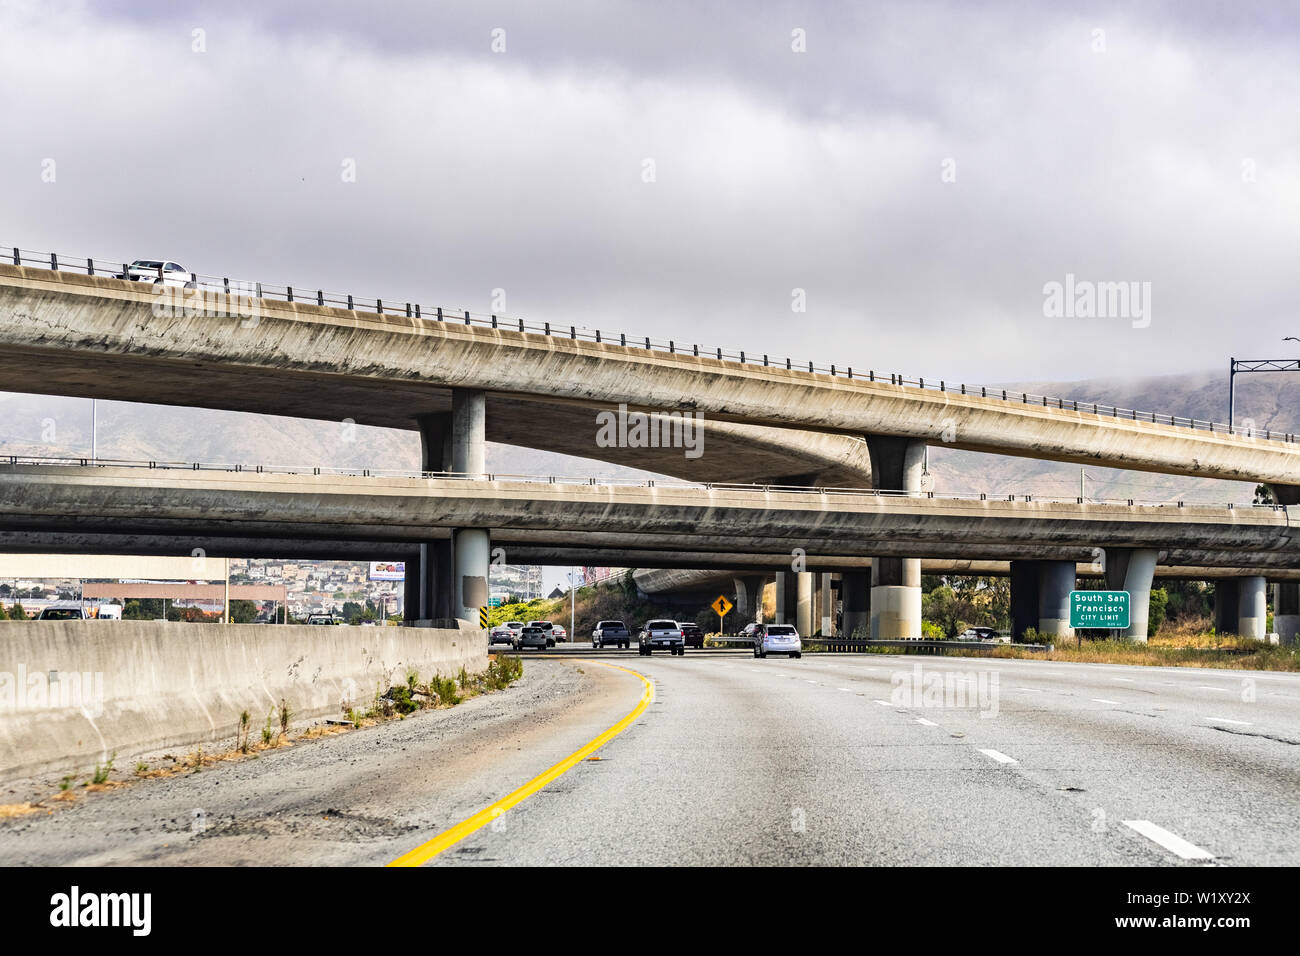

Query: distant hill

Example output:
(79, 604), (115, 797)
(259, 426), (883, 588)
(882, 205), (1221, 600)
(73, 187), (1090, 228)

(929, 369), (1294, 504)
(0, 367), (1290, 502)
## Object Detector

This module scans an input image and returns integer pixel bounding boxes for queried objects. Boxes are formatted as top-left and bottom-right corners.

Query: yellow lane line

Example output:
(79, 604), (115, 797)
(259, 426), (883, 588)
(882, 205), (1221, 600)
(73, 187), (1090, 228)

(387, 659), (654, 867)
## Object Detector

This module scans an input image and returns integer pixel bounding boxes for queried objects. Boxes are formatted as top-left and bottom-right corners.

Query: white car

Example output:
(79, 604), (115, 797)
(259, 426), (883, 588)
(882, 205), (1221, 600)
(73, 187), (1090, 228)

(754, 624), (802, 659)
(36, 601), (89, 621)
(526, 620), (562, 646)
(118, 259), (196, 288)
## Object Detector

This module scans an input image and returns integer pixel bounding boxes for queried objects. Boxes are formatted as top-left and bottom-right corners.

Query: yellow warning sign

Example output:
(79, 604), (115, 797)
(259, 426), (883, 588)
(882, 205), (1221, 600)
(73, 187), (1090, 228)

(711, 595), (733, 617)
(479, 606), (489, 629)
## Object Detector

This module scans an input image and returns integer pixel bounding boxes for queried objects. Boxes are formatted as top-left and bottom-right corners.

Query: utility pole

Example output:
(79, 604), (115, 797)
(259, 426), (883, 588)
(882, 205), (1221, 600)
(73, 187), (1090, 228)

(570, 568), (577, 641)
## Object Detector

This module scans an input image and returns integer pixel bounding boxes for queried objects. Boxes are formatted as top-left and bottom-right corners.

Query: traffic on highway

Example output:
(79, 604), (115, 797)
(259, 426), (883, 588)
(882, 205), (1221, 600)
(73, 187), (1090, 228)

(1, 0), (1294, 943)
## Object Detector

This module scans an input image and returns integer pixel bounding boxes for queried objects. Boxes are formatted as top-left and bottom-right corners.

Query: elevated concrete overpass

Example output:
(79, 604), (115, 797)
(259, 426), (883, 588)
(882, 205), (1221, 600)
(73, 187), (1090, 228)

(3, 264), (1300, 485)
(5, 255), (1300, 643)
(2, 459), (1298, 641)
(1, 462), (1294, 560)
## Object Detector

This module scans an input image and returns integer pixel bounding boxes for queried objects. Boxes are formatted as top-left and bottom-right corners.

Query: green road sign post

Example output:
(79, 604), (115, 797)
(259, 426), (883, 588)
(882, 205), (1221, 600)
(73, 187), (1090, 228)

(1069, 590), (1130, 630)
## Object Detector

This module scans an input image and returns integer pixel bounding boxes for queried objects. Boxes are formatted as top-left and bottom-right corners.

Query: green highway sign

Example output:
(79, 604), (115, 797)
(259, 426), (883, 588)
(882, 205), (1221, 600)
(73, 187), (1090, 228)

(1070, 590), (1130, 629)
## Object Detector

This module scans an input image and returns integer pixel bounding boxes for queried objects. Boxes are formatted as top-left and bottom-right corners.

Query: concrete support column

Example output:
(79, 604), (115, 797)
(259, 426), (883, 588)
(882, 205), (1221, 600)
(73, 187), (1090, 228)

(1214, 579), (1241, 636)
(416, 392), (488, 624)
(732, 574), (766, 624)
(416, 412), (452, 474)
(796, 571), (814, 636)
(1038, 560), (1076, 638)
(450, 388), (486, 476)
(1269, 486), (1300, 645)
(841, 569), (871, 640)
(1237, 575), (1268, 641)
(1009, 560), (1040, 641)
(775, 572), (798, 625)
(418, 540), (453, 621)
(1104, 548), (1158, 642)
(1275, 582), (1300, 646)
(403, 554), (420, 622)
(451, 389), (488, 623)
(452, 528), (490, 623)
(414, 412), (457, 623)
(866, 436), (926, 639)
(819, 572), (834, 636)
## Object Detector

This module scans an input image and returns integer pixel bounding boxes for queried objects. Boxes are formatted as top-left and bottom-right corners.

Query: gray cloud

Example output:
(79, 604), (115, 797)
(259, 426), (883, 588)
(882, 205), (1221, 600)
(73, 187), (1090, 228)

(4, 0), (1300, 388)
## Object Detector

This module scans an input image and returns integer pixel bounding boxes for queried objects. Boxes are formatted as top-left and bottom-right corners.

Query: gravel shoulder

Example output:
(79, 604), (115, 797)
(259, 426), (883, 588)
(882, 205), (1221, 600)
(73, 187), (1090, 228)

(0, 658), (636, 866)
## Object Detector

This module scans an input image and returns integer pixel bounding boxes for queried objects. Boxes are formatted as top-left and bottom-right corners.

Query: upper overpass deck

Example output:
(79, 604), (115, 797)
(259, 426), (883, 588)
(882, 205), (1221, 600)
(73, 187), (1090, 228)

(2, 249), (1299, 486)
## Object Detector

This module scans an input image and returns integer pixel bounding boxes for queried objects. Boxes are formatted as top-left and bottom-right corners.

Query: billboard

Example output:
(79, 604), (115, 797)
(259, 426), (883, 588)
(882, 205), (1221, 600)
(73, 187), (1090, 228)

(369, 561), (406, 582)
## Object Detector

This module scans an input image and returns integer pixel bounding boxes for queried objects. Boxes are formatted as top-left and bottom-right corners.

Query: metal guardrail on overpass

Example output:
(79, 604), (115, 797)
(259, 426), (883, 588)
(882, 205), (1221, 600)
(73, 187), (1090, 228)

(6, 243), (1296, 446)
(0, 454), (1279, 510)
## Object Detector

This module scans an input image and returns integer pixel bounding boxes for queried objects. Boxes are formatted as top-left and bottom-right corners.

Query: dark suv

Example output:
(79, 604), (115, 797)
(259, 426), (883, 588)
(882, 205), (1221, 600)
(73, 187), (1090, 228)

(678, 622), (704, 649)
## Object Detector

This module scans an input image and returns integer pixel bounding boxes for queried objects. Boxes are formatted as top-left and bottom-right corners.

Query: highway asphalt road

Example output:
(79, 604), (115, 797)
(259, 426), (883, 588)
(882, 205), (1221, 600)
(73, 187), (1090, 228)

(2, 649), (1297, 866)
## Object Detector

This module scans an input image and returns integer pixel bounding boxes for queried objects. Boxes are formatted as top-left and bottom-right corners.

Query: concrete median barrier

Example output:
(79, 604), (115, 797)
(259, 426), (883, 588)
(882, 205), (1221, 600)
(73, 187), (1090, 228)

(0, 620), (488, 781)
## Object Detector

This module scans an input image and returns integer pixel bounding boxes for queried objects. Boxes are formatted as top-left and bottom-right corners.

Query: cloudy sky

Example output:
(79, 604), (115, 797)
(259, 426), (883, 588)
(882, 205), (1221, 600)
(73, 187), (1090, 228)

(4, 0), (1300, 383)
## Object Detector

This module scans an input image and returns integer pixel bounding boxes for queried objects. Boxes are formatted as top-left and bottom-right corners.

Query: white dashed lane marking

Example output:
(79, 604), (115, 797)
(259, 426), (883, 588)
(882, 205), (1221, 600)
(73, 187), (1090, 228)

(1123, 820), (1215, 861)
(1203, 716), (1251, 726)
(915, 717), (938, 726)
(978, 749), (1018, 765)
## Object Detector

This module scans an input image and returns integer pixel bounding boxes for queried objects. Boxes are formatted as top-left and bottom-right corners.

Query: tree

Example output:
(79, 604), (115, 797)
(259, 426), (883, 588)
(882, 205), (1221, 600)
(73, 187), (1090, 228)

(922, 576), (1010, 637)
(1147, 587), (1169, 638)
(123, 598), (164, 620)
(8, 602), (27, 620)
(341, 601), (364, 624)
(0, 603), (8, 620)
(228, 599), (259, 624)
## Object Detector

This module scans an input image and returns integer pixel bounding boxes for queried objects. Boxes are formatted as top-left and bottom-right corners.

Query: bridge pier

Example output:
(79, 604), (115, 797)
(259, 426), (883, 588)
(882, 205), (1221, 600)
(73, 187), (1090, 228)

(1010, 560), (1076, 640)
(819, 572), (834, 636)
(1276, 583), (1300, 646)
(1104, 547), (1158, 642)
(414, 389), (489, 624)
(1238, 575), (1268, 640)
(796, 571), (814, 636)
(775, 572), (798, 625)
(732, 574), (766, 624)
(1217, 576), (1267, 639)
(841, 569), (871, 639)
(1214, 579), (1240, 636)
(866, 436), (925, 639)
(1268, 484), (1300, 644)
